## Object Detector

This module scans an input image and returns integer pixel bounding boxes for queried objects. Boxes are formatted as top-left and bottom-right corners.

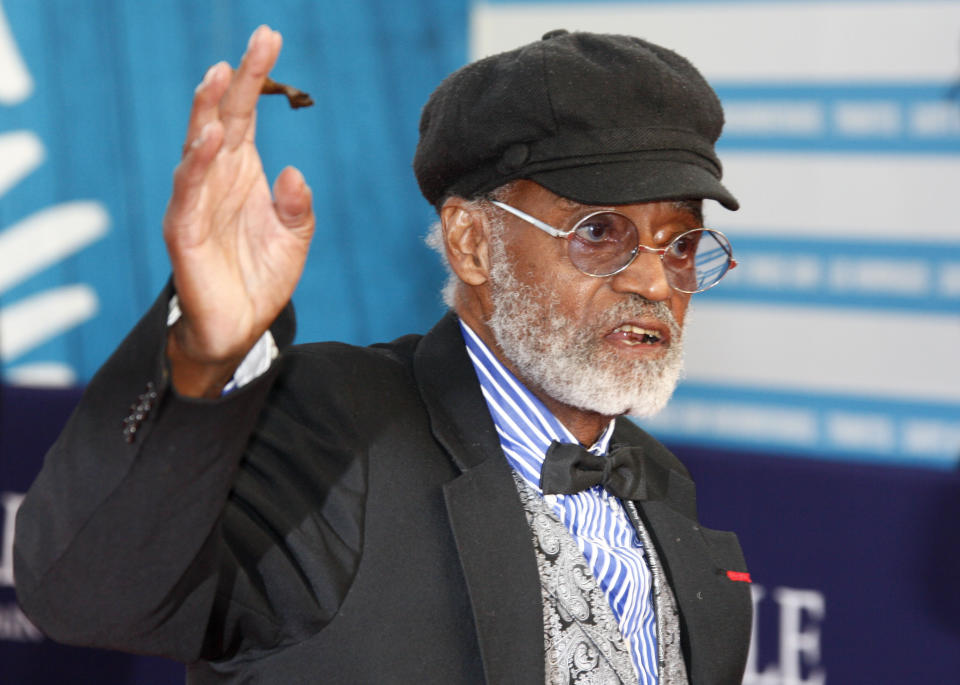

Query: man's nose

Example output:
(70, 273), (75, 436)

(608, 250), (672, 301)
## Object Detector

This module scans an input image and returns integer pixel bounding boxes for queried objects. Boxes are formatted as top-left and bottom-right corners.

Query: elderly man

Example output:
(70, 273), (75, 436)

(15, 25), (750, 685)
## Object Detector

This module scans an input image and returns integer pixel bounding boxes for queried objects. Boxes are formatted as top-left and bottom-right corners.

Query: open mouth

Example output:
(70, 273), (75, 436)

(609, 323), (665, 347)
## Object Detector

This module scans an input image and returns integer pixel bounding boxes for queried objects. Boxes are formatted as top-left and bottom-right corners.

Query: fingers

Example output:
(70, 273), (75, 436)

(182, 61), (231, 158)
(182, 25), (279, 155)
(166, 120), (225, 243)
(273, 167), (315, 237)
(219, 26), (282, 150)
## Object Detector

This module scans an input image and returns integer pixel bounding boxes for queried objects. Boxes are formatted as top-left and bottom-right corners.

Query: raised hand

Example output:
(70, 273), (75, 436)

(163, 26), (315, 397)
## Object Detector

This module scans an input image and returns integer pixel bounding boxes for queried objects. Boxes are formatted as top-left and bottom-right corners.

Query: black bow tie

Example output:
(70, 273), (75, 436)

(540, 441), (655, 501)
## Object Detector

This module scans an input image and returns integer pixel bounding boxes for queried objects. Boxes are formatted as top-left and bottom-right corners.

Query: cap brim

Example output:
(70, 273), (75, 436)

(529, 158), (739, 211)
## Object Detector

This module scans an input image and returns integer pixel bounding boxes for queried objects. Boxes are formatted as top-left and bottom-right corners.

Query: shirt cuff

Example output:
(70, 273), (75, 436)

(167, 295), (279, 394)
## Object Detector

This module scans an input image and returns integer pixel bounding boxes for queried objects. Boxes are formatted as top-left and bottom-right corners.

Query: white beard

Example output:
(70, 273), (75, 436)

(485, 229), (685, 418)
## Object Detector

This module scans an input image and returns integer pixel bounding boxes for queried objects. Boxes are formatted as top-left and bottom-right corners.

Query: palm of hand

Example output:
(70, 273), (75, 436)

(162, 27), (314, 393)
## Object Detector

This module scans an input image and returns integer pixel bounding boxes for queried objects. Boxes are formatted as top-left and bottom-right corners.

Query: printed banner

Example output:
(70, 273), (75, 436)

(0, 0), (462, 385)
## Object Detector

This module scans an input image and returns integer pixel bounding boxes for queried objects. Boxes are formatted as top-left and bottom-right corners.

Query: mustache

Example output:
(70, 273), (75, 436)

(583, 296), (681, 338)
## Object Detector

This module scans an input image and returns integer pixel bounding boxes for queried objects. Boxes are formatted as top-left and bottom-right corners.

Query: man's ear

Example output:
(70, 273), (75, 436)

(440, 198), (491, 286)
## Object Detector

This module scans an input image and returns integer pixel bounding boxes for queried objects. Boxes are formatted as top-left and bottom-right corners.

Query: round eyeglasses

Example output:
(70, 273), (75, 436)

(490, 200), (737, 294)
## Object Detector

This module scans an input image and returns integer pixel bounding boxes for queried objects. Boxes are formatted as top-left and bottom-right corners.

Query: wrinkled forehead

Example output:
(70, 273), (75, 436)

(673, 199), (704, 224)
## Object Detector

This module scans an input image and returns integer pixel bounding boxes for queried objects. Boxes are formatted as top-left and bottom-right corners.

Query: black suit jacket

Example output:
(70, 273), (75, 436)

(15, 287), (751, 684)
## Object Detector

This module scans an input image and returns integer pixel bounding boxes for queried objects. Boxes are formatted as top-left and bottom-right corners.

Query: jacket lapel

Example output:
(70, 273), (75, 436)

(635, 494), (751, 684)
(414, 313), (545, 684)
(611, 423), (752, 684)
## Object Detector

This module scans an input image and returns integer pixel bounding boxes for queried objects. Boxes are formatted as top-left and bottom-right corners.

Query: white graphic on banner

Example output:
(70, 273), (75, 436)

(471, 2), (960, 81)
(0, 130), (40, 195)
(0, 491), (43, 642)
(0, 491), (22, 587)
(745, 584), (826, 685)
(0, 603), (41, 642)
(0, 0), (29, 104)
(0, 1), (109, 387)
(472, 1), (960, 466)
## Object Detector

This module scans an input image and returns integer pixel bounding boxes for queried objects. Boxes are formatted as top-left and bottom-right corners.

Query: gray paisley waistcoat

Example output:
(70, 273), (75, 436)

(512, 473), (688, 685)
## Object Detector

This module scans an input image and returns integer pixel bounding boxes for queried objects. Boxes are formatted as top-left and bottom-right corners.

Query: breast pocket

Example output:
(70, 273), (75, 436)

(698, 526), (750, 580)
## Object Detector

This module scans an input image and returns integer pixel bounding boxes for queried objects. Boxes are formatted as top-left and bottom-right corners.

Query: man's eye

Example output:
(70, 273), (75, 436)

(669, 233), (699, 258)
(573, 214), (625, 244)
(576, 221), (610, 243)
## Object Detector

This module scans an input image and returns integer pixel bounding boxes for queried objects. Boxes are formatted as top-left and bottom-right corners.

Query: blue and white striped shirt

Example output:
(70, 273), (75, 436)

(459, 321), (659, 685)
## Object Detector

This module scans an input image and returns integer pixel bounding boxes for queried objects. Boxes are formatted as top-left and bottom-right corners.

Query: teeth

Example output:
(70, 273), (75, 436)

(614, 324), (661, 341)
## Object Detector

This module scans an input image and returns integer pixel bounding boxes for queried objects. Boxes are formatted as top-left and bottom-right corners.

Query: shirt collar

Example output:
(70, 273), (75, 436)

(459, 320), (615, 492)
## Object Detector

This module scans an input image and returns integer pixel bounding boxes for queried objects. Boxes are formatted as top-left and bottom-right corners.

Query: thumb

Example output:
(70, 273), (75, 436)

(273, 166), (314, 235)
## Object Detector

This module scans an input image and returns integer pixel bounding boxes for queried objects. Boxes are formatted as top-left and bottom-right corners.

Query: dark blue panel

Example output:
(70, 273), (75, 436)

(674, 442), (960, 683)
(0, 385), (184, 684)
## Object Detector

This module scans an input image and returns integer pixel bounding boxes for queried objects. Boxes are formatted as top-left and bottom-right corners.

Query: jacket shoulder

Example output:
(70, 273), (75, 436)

(287, 332), (422, 371)
(281, 333), (423, 388)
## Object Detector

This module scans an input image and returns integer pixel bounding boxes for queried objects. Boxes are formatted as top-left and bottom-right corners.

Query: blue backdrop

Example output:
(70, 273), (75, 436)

(0, 0), (460, 383)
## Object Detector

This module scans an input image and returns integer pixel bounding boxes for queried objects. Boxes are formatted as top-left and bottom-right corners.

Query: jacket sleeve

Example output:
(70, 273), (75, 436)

(12, 284), (303, 662)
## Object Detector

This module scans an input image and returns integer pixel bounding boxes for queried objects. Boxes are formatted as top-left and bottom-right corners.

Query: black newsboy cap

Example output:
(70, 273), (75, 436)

(414, 29), (738, 211)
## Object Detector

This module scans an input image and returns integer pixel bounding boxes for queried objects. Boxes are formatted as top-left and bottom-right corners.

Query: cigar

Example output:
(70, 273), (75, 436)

(261, 77), (314, 109)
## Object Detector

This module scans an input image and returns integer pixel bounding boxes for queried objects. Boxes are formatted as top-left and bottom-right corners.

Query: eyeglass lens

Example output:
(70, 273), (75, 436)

(568, 212), (732, 292)
(569, 213), (638, 277)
